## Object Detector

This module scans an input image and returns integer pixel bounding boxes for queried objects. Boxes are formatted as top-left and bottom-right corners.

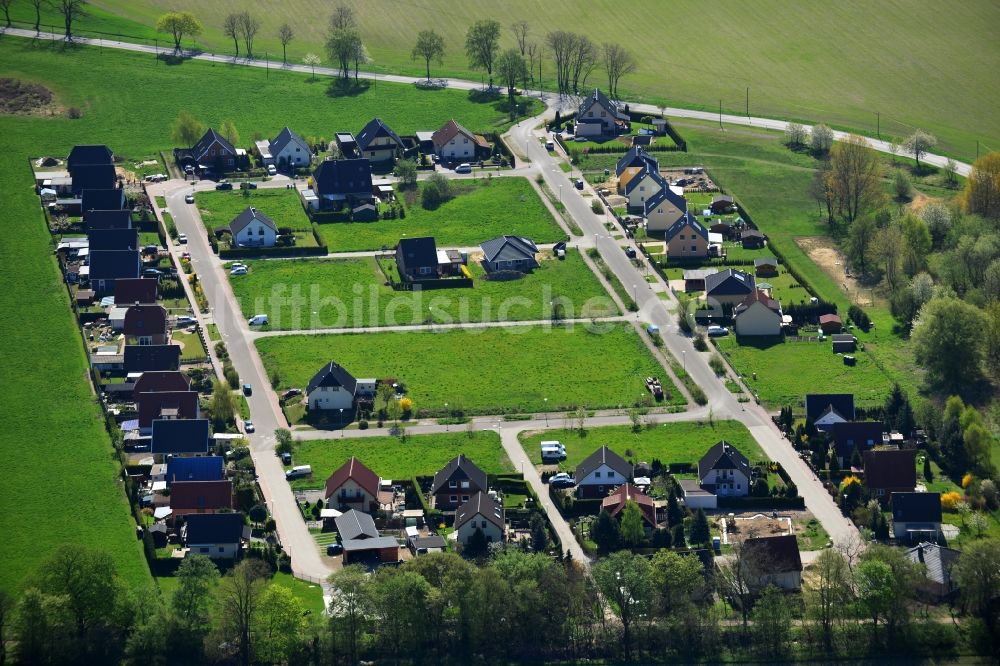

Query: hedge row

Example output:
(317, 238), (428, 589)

(218, 245), (329, 259)
(717, 496), (805, 509)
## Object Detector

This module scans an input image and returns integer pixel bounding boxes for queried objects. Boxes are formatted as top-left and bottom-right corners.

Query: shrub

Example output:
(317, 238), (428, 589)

(693, 334), (708, 351)
(591, 199), (604, 214)
(962, 473), (975, 489)
(67, 106), (82, 119)
(941, 491), (962, 510)
(785, 122), (807, 147)
(893, 169), (912, 201)
(690, 385), (708, 406)
(421, 173), (452, 209)
(399, 397), (414, 413)
(678, 312), (692, 335)
(848, 305), (871, 332)
(709, 354), (726, 376)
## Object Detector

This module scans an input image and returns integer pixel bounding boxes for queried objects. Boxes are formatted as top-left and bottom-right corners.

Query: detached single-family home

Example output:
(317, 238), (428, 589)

(82, 188), (126, 214)
(269, 126), (312, 169)
(133, 370), (190, 399)
(229, 206), (277, 248)
(87, 228), (138, 252)
(88, 249), (140, 295)
(455, 491), (505, 546)
(114, 278), (158, 306)
(624, 168), (668, 212)
(68, 144), (113, 175)
(335, 509), (400, 564)
(306, 361), (359, 411)
(137, 390), (200, 430)
(698, 440), (751, 497)
(819, 314), (843, 334)
(804, 394), (856, 431)
(575, 445), (632, 499)
(740, 228), (766, 249)
(71, 164), (118, 195)
(124, 304), (169, 345)
(151, 418), (210, 457)
(647, 188), (690, 236)
(864, 449), (917, 499)
(905, 542), (961, 602)
(575, 88), (629, 137)
(705, 269), (756, 307)
(124, 344), (181, 373)
(170, 480), (234, 516)
(733, 289), (782, 336)
(86, 209), (132, 231)
(311, 158), (374, 209)
(682, 268), (717, 292)
(431, 119), (490, 161)
(891, 492), (942, 543)
(710, 195), (735, 214)
(324, 456), (380, 513)
(601, 483), (657, 528)
(480, 235), (538, 273)
(742, 534), (803, 591)
(356, 117), (405, 164)
(616, 145), (658, 178)
(166, 456), (224, 486)
(431, 455), (487, 511)
(754, 257), (778, 277)
(175, 128), (238, 171)
(396, 236), (440, 281)
(831, 421), (884, 467)
(183, 512), (246, 560)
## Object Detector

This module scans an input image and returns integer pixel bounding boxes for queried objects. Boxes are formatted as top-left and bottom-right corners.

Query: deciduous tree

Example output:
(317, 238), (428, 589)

(411, 29), (445, 81)
(253, 584), (305, 664)
(511, 20), (530, 55)
(220, 118), (240, 147)
(912, 296), (989, 391)
(29, 0), (46, 33)
(592, 551), (652, 662)
(172, 110), (205, 147)
(237, 11), (260, 59)
(828, 134), (883, 223)
(752, 586), (792, 657)
(811, 123), (834, 153)
(156, 11), (202, 52)
(619, 501), (646, 546)
(495, 48), (528, 111)
(804, 548), (852, 650)
(218, 559), (269, 666)
(591, 509), (620, 552)
(223, 13), (240, 56)
(465, 19), (501, 87)
(277, 23), (294, 64)
(57, 0), (88, 41)
(602, 42), (635, 97)
(961, 152), (1000, 219)
(904, 129), (937, 170)
(302, 53), (321, 80)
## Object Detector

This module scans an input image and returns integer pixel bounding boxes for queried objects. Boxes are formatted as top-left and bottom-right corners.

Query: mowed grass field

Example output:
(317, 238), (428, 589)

(519, 420), (766, 469)
(315, 178), (566, 251)
(256, 324), (684, 415)
(23, 0), (1000, 159)
(229, 248), (618, 329)
(288, 431), (511, 490)
(197, 188), (319, 246)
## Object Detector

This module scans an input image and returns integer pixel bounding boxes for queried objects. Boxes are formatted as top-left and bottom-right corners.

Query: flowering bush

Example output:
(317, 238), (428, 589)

(839, 475), (861, 492)
(941, 491), (963, 510)
(399, 397), (414, 413)
(962, 473), (975, 489)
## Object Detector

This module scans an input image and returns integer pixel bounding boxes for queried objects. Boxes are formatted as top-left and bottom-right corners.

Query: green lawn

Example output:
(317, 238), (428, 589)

(290, 431), (511, 490)
(715, 335), (894, 410)
(227, 249), (617, 329)
(196, 189), (318, 247)
(519, 420), (766, 470)
(256, 324), (683, 415)
(173, 330), (207, 361)
(315, 178), (566, 251)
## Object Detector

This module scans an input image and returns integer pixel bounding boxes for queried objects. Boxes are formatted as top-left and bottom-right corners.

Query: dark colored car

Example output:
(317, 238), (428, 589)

(281, 452), (292, 465)
(240, 181), (258, 190)
(242, 383), (252, 396)
(326, 543), (343, 556)
(215, 182), (233, 191)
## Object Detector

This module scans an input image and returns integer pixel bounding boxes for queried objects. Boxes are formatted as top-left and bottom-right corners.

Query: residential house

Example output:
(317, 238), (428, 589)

(335, 132), (359, 158)
(356, 118), (405, 164)
(455, 491), (505, 546)
(269, 126), (312, 169)
(754, 257), (778, 277)
(682, 268), (717, 292)
(86, 209), (132, 231)
(431, 119), (490, 161)
(480, 235), (538, 273)
(68, 144), (113, 175)
(82, 189), (126, 214)
(710, 195), (735, 214)
(166, 456), (224, 486)
(701, 440), (751, 496)
(183, 513), (246, 560)
(170, 480), (234, 516)
(114, 278), (158, 306)
(624, 168), (668, 212)
(733, 289), (782, 336)
(647, 188), (691, 235)
(864, 449), (917, 499)
(124, 304), (169, 345)
(335, 509), (400, 564)
(819, 314), (843, 334)
(431, 455), (488, 511)
(831, 334), (856, 353)
(804, 394), (856, 431)
(151, 418), (210, 457)
(311, 158), (374, 209)
(175, 128), (238, 171)
(575, 445), (632, 499)
(306, 361), (359, 411)
(831, 421), (883, 467)
(740, 229), (766, 249)
(87, 228), (138, 251)
(601, 483), (657, 528)
(133, 370), (189, 399)
(71, 164), (118, 195)
(615, 145), (658, 181)
(324, 456), (380, 513)
(891, 492), (942, 543)
(575, 88), (629, 137)
(396, 236), (440, 281)
(705, 269), (756, 308)
(229, 206), (277, 248)
(905, 542), (961, 602)
(742, 534), (803, 590)
(88, 249), (140, 295)
(137, 390), (200, 430)
(124, 344), (181, 373)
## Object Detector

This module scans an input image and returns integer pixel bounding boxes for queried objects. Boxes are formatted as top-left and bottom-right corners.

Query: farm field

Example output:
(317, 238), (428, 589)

(228, 249), (617, 329)
(288, 431), (511, 491)
(519, 419), (766, 469)
(256, 324), (685, 415)
(197, 188), (318, 247)
(17, 0), (998, 159)
(315, 178), (566, 251)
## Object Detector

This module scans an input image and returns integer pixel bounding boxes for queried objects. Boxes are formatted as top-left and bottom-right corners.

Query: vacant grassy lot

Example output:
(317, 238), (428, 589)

(197, 188), (319, 247)
(289, 431), (510, 490)
(256, 324), (683, 415)
(229, 248), (617, 328)
(714, 335), (894, 410)
(33, 0), (1000, 158)
(520, 419), (766, 469)
(315, 178), (565, 251)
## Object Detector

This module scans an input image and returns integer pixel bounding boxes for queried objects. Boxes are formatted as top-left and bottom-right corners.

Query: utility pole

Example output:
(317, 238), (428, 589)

(746, 87), (749, 118)
(976, 140), (979, 160)
(876, 111), (880, 139)
(719, 100), (723, 129)
(265, 52), (269, 78)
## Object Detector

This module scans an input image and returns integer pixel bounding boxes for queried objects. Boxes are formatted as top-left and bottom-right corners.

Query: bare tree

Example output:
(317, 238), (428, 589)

(0, 0), (13, 28)
(511, 20), (530, 55)
(277, 23), (294, 64)
(352, 42), (369, 81)
(237, 11), (260, 59)
(57, 0), (88, 40)
(330, 4), (355, 30)
(29, 0), (46, 33)
(569, 34), (597, 94)
(525, 41), (540, 87)
(828, 134), (883, 222)
(546, 30), (575, 94)
(223, 13), (240, 56)
(219, 560), (269, 666)
(602, 42), (635, 97)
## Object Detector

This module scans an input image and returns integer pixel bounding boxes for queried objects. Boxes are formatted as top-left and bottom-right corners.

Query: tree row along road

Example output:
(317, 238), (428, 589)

(4, 27), (971, 175)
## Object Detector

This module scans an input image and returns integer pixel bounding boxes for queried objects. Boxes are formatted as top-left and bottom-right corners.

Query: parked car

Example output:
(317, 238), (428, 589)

(142, 268), (162, 278)
(248, 314), (269, 326)
(183, 164), (195, 174)
(229, 262), (246, 269)
(549, 473), (576, 488)
(175, 315), (196, 326)
(545, 140), (555, 150)
(455, 163), (472, 174)
(240, 181), (257, 190)
(267, 164), (277, 176)
(243, 419), (255, 433)
(215, 182), (233, 191)
(624, 246), (637, 259)
(230, 266), (248, 276)
(177, 233), (188, 244)
(280, 452), (292, 465)
(326, 543), (343, 556)
(142, 245), (159, 254)
(282, 388), (302, 400)
(242, 383), (252, 396)
(184, 194), (195, 204)
(286, 465), (312, 480)
(575, 178), (584, 190)
(707, 325), (729, 337)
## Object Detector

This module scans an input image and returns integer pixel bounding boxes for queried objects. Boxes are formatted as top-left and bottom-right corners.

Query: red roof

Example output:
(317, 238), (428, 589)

(431, 119), (489, 149)
(170, 480), (234, 511)
(324, 457), (380, 499)
(601, 483), (656, 526)
(819, 314), (842, 324)
(137, 391), (199, 428)
(123, 304), (167, 336)
(132, 371), (190, 400)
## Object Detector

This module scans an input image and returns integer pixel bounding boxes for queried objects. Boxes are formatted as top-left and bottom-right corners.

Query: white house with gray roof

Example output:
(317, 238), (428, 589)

(229, 206), (277, 247)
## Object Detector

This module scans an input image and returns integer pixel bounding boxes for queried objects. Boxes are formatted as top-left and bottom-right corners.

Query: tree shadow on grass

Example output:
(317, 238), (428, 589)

(731, 334), (785, 351)
(326, 78), (371, 98)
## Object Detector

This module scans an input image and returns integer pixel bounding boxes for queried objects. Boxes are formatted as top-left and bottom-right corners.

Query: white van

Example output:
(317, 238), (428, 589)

(285, 465), (312, 480)
(541, 441), (566, 461)
(248, 314), (269, 326)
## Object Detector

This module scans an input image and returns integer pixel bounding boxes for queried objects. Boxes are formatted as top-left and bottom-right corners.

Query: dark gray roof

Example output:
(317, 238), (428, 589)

(124, 344), (180, 372)
(663, 212), (705, 242)
(397, 236), (438, 269)
(411, 534), (447, 550)
(455, 491), (504, 531)
(832, 421), (882, 461)
(192, 128), (236, 160)
(270, 126), (309, 156)
(905, 542), (961, 587)
(576, 445), (631, 482)
(151, 418), (210, 455)
(82, 188), (126, 212)
(805, 394), (856, 424)
(86, 209), (132, 230)
(754, 257), (777, 267)
(68, 144), (113, 170)
(744, 534), (802, 573)
(616, 145), (658, 177)
(578, 88), (627, 121)
(645, 181), (687, 216)
(431, 455), (487, 494)
(480, 235), (538, 263)
(184, 512), (245, 545)
(356, 117), (404, 151)
(892, 492), (942, 524)
(704, 269), (755, 296)
(312, 158), (373, 197)
(335, 509), (399, 551)
(307, 361), (358, 396)
(741, 228), (766, 239)
(697, 441), (751, 480)
(167, 456), (225, 485)
(89, 250), (140, 281)
(229, 206), (277, 235)
(71, 163), (117, 194)
(626, 167), (666, 195)
(87, 228), (138, 251)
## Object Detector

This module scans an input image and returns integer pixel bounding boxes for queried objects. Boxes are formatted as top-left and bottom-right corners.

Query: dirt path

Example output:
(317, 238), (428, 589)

(795, 236), (872, 306)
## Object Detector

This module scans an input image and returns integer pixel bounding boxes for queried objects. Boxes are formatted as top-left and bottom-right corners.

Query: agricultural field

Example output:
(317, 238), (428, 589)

(288, 431), (511, 491)
(228, 248), (617, 329)
(315, 178), (566, 251)
(20, 0), (998, 158)
(519, 419), (766, 469)
(197, 188), (318, 246)
(256, 324), (684, 415)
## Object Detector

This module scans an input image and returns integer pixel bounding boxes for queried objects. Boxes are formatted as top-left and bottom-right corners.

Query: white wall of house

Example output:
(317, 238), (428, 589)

(457, 516), (503, 545)
(188, 542), (239, 559)
(578, 464), (627, 492)
(308, 385), (354, 410)
(627, 173), (663, 210)
(235, 220), (277, 247)
(275, 141), (310, 167)
(326, 479), (376, 506)
(682, 491), (718, 510)
(438, 134), (474, 159)
(758, 571), (801, 591)
(701, 468), (749, 497)
(734, 303), (782, 336)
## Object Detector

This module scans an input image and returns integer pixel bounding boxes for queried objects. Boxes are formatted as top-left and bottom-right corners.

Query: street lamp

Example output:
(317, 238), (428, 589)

(444, 403), (449, 431)
(544, 397), (548, 425)
(339, 408), (344, 437)
(559, 184), (563, 203)
(682, 350), (686, 372)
